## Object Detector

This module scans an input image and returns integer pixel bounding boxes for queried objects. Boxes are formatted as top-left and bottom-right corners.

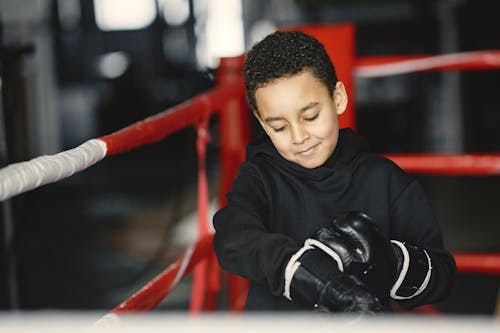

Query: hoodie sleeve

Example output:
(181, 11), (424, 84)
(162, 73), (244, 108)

(213, 163), (300, 296)
(389, 178), (457, 309)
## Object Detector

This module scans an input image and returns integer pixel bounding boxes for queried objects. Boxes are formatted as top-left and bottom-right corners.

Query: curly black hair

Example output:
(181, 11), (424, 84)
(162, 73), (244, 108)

(244, 31), (337, 114)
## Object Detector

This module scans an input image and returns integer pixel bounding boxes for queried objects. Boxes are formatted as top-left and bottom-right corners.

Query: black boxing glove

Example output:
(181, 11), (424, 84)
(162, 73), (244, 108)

(283, 237), (384, 313)
(324, 212), (432, 301)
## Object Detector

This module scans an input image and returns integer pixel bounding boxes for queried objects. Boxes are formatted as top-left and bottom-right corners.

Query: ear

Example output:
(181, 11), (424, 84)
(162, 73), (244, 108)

(333, 81), (348, 116)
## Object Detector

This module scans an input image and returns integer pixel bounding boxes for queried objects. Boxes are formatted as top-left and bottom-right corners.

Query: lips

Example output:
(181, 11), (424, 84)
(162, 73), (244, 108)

(297, 143), (319, 155)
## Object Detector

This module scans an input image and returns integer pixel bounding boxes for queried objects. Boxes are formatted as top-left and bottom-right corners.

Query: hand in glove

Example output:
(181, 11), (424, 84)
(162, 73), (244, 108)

(283, 234), (385, 313)
(315, 212), (432, 300)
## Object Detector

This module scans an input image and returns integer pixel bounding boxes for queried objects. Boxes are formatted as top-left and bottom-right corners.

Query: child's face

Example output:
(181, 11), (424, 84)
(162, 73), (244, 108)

(254, 70), (347, 169)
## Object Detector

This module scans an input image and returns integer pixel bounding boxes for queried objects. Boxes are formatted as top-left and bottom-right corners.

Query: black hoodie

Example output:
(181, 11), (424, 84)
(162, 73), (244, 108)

(213, 128), (456, 311)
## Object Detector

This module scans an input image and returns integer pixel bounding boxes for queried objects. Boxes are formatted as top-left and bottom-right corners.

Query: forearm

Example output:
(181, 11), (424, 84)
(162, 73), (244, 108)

(213, 206), (299, 295)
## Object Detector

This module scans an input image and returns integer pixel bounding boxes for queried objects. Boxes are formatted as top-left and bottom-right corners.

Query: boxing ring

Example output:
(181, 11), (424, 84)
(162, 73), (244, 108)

(1, 24), (499, 324)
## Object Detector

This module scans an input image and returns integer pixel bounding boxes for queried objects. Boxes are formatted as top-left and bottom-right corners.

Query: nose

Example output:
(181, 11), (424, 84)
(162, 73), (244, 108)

(290, 123), (310, 144)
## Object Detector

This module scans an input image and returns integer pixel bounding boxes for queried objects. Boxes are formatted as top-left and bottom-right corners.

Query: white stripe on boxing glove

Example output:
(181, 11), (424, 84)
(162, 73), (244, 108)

(390, 240), (432, 300)
(283, 239), (344, 300)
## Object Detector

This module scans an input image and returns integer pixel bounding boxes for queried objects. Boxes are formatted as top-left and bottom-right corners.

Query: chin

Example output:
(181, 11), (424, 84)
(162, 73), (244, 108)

(297, 158), (326, 169)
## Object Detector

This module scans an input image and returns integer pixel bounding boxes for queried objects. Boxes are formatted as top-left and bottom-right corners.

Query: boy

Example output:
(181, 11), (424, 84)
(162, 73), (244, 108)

(213, 31), (456, 313)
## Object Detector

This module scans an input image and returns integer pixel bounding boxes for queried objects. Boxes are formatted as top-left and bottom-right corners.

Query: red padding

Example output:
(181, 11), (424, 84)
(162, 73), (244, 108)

(385, 153), (500, 175)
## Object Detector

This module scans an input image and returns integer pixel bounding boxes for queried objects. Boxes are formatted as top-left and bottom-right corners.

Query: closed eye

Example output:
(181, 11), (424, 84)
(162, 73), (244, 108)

(305, 113), (319, 122)
(273, 126), (286, 132)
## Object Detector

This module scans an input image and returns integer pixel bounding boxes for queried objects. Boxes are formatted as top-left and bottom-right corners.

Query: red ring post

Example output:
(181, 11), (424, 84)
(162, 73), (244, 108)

(216, 55), (251, 312)
(282, 24), (357, 130)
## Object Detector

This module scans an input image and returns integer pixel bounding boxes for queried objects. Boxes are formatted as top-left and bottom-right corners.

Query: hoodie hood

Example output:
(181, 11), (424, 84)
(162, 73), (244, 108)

(246, 128), (369, 180)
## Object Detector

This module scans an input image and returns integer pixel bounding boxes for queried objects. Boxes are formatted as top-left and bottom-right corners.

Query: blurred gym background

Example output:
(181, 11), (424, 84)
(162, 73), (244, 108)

(0, 0), (498, 315)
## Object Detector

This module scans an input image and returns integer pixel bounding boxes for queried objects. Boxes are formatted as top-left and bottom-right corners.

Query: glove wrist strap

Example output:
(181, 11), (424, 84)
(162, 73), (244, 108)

(283, 243), (314, 300)
(283, 239), (344, 301)
(390, 240), (432, 300)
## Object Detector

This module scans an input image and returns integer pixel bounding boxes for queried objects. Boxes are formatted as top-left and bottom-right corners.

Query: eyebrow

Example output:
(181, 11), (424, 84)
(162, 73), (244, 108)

(264, 102), (319, 123)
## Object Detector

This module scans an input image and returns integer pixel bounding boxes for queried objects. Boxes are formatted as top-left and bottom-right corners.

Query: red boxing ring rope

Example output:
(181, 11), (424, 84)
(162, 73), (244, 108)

(355, 50), (500, 77)
(96, 234), (215, 326)
(385, 154), (500, 175)
(112, 234), (214, 312)
(454, 253), (500, 275)
(99, 81), (245, 156)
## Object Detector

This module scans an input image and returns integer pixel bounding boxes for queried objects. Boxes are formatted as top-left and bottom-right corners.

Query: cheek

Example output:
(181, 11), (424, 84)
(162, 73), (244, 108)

(269, 134), (290, 153)
(314, 113), (338, 138)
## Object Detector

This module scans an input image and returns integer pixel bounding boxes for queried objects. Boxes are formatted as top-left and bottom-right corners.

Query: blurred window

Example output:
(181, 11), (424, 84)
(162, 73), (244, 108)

(196, 0), (244, 68)
(158, 0), (190, 26)
(93, 0), (157, 31)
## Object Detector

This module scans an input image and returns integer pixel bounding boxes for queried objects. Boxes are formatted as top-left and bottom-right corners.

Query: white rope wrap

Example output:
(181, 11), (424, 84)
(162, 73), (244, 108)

(94, 313), (121, 327)
(390, 240), (432, 300)
(0, 139), (107, 201)
(169, 244), (195, 292)
(283, 239), (345, 301)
